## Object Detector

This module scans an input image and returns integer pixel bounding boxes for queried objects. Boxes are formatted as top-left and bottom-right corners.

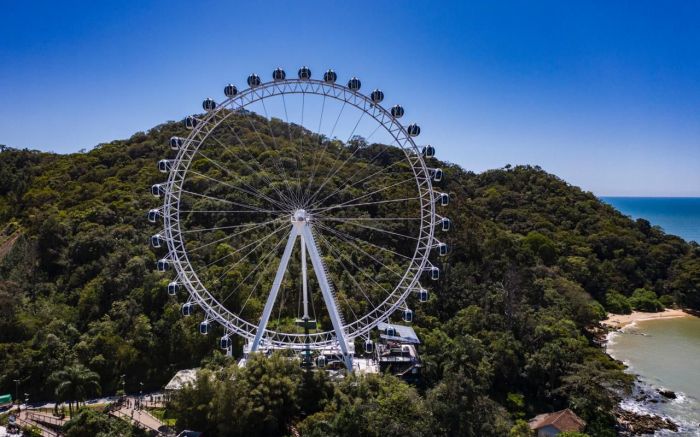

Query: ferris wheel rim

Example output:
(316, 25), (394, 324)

(161, 76), (438, 347)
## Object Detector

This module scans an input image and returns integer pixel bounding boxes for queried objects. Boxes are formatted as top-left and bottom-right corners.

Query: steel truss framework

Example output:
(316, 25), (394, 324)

(157, 77), (442, 360)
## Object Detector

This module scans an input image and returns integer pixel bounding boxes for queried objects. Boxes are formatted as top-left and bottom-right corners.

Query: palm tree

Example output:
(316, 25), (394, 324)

(49, 363), (101, 416)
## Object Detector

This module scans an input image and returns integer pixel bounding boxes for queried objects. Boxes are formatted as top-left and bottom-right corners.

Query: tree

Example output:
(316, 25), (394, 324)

(48, 363), (101, 416)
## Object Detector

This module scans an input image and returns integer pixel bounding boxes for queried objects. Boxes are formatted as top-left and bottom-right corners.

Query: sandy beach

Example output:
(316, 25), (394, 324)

(602, 309), (690, 330)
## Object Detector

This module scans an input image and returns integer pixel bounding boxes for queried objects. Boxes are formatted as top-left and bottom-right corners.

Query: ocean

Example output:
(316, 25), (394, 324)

(607, 317), (700, 435)
(600, 197), (700, 243)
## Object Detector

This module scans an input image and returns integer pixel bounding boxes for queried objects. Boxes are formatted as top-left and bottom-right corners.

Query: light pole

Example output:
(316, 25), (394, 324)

(13, 379), (19, 412)
(120, 374), (126, 396)
(139, 382), (143, 409)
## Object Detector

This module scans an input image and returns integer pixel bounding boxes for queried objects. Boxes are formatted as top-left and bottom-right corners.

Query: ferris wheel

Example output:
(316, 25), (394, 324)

(148, 66), (450, 370)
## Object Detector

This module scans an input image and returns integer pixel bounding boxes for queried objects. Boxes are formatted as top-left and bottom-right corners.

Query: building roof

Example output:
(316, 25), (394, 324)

(377, 322), (420, 344)
(528, 408), (586, 432)
(164, 368), (199, 391)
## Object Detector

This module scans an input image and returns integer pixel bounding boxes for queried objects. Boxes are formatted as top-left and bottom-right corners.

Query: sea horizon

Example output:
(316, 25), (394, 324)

(600, 196), (700, 243)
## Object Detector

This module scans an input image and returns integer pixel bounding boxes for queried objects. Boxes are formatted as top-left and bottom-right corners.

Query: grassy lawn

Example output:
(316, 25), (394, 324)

(147, 407), (176, 426)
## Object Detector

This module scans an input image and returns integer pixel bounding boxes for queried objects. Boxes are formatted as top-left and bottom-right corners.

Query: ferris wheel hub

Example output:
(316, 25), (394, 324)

(291, 209), (309, 224)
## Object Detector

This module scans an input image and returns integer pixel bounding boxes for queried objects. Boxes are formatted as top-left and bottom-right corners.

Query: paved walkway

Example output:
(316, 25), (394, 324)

(110, 400), (167, 435)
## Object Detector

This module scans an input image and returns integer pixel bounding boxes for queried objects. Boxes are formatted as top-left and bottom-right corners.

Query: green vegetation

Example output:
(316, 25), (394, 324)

(63, 409), (148, 437)
(48, 363), (101, 416)
(0, 114), (698, 436)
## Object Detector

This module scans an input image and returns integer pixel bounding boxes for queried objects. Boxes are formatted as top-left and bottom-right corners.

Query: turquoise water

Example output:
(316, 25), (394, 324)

(601, 197), (700, 243)
(608, 317), (700, 435)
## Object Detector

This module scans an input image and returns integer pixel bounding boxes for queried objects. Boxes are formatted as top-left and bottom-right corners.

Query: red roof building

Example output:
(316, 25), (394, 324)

(528, 408), (586, 436)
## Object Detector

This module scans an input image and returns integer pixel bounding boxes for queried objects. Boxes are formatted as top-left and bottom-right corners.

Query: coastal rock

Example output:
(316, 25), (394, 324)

(615, 408), (678, 435)
(658, 389), (677, 399)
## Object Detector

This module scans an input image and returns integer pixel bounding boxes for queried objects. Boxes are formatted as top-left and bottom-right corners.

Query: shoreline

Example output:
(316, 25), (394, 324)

(601, 309), (690, 330)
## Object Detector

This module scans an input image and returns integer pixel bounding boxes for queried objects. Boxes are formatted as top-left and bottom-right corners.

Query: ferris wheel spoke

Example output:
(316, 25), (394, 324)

(311, 176), (415, 213)
(317, 216), (420, 222)
(202, 222), (288, 269)
(310, 156), (404, 208)
(187, 218), (285, 252)
(314, 222), (404, 279)
(310, 196), (421, 214)
(313, 231), (379, 308)
(318, 218), (419, 241)
(260, 97), (304, 203)
(180, 189), (279, 214)
(207, 132), (293, 209)
(181, 218), (283, 234)
(188, 168), (289, 211)
(221, 122), (295, 206)
(218, 227), (290, 306)
(236, 106), (300, 205)
(314, 221), (412, 261)
(306, 113), (368, 206)
(301, 94), (327, 201)
(304, 101), (346, 200)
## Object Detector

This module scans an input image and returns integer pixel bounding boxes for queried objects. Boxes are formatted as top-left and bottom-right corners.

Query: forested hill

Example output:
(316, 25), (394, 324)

(1, 116), (699, 436)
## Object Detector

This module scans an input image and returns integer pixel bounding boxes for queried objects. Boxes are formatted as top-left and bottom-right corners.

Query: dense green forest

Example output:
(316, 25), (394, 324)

(1, 113), (698, 436)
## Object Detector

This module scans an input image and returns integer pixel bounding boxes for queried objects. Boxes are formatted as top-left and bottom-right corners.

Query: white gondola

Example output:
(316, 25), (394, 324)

(364, 339), (374, 354)
(167, 281), (179, 296)
(431, 168), (443, 182)
(403, 309), (413, 323)
(407, 123), (421, 137)
(272, 68), (286, 81)
(151, 234), (164, 248)
(316, 355), (326, 368)
(247, 74), (261, 87)
(422, 145), (435, 158)
(181, 303), (193, 316)
(370, 89), (384, 104)
(418, 288), (429, 303)
(441, 217), (451, 232)
(220, 335), (231, 349)
(224, 84), (238, 98)
(347, 77), (361, 91)
(151, 184), (166, 197)
(438, 242), (449, 256)
(386, 326), (397, 337)
(185, 116), (197, 130)
(158, 160), (172, 173)
(199, 321), (210, 335)
(202, 98), (216, 112)
(298, 66), (311, 80)
(391, 105), (404, 118)
(148, 209), (160, 223)
(323, 69), (337, 83)
(430, 266), (440, 280)
(438, 192), (449, 206)
(157, 259), (170, 272)
(169, 136), (184, 150)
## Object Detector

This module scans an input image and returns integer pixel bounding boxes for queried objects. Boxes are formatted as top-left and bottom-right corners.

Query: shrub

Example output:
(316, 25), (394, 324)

(629, 288), (664, 312)
(605, 290), (632, 314)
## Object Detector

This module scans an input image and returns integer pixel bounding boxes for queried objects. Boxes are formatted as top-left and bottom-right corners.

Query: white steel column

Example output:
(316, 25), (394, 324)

(302, 225), (353, 371)
(250, 226), (299, 353)
(301, 234), (309, 320)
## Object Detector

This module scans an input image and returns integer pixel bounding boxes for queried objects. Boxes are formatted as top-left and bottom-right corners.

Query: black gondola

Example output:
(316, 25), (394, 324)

(199, 321), (210, 335)
(157, 259), (170, 272)
(148, 209), (160, 223)
(169, 136), (184, 150)
(168, 281), (179, 296)
(185, 116), (197, 130)
(247, 74), (261, 87)
(422, 145), (435, 158)
(391, 105), (404, 118)
(347, 77), (361, 91)
(181, 303), (193, 316)
(273, 68), (286, 81)
(224, 84), (238, 98)
(370, 89), (384, 103)
(202, 98), (216, 111)
(323, 69), (337, 83)
(407, 123), (421, 137)
(298, 66), (311, 80)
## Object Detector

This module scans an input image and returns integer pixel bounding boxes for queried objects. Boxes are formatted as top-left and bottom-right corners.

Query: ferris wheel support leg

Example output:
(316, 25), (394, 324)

(302, 225), (354, 371)
(250, 226), (299, 354)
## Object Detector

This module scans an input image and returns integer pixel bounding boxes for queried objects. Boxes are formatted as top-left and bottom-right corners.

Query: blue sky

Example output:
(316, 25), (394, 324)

(1, 1), (699, 196)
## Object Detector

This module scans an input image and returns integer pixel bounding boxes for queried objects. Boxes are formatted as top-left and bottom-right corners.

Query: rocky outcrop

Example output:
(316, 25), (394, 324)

(615, 408), (678, 436)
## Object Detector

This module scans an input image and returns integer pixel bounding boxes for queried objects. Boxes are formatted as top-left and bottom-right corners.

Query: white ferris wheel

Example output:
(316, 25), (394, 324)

(149, 66), (450, 370)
